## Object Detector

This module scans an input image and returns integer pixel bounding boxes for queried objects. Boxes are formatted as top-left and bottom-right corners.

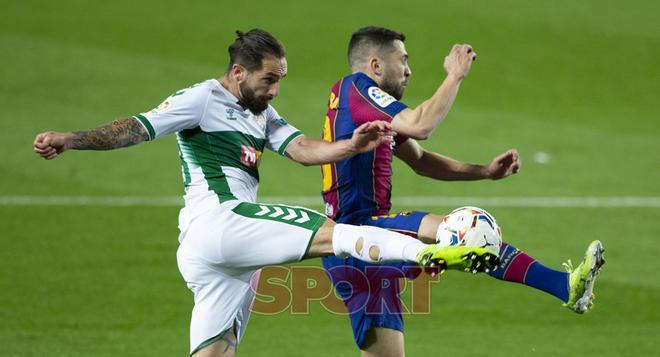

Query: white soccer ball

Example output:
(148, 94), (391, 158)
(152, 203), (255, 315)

(435, 206), (502, 255)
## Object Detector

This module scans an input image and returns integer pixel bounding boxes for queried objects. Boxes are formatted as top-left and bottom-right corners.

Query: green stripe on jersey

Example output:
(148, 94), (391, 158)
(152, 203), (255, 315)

(176, 133), (196, 187)
(177, 146), (192, 187)
(232, 202), (326, 232)
(278, 131), (303, 156)
(134, 114), (155, 140)
(178, 128), (235, 200)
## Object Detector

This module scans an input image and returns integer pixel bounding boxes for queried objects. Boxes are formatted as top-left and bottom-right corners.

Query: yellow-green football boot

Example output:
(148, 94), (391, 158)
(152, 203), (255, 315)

(416, 245), (499, 276)
(563, 240), (605, 314)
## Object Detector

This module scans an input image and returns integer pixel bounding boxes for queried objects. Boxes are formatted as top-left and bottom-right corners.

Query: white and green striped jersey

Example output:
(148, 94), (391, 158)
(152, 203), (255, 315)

(134, 79), (303, 218)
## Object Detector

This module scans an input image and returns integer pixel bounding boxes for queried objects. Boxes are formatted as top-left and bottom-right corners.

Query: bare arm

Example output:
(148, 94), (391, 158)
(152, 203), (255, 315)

(34, 118), (149, 160)
(395, 139), (521, 180)
(285, 121), (393, 166)
(391, 44), (476, 140)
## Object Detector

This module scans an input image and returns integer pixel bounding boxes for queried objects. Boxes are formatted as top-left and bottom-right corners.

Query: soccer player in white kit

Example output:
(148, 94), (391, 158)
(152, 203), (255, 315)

(34, 29), (499, 356)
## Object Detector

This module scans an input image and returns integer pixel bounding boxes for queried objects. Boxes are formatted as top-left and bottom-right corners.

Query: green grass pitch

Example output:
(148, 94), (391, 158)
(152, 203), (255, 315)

(1, 0), (659, 355)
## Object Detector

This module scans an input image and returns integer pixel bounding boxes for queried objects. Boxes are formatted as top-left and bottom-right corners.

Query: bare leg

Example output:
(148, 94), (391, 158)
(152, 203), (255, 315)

(361, 327), (405, 357)
(417, 213), (445, 243)
(305, 219), (336, 257)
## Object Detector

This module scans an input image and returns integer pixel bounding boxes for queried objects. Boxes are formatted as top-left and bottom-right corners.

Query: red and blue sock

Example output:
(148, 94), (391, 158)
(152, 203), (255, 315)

(488, 241), (570, 302)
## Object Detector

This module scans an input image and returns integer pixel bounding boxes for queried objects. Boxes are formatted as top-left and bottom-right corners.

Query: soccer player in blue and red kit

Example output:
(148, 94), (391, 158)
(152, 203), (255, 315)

(321, 26), (605, 356)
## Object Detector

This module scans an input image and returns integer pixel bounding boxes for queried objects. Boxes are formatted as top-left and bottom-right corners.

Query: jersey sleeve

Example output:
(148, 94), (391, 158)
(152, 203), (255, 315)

(264, 106), (304, 156)
(133, 85), (208, 140)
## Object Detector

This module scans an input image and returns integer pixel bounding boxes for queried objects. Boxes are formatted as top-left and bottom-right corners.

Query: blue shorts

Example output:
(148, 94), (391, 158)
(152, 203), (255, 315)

(322, 211), (429, 348)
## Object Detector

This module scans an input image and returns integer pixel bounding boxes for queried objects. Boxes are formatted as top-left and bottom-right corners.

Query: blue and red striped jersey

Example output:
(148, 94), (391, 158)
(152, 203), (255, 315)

(321, 72), (409, 224)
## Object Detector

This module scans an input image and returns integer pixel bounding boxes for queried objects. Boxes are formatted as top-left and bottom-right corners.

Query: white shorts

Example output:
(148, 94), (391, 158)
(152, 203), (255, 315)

(176, 200), (326, 354)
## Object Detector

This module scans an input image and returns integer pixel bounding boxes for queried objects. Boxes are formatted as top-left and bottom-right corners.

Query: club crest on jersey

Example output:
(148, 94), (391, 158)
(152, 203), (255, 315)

(241, 145), (262, 167)
(368, 87), (396, 108)
(226, 108), (237, 120)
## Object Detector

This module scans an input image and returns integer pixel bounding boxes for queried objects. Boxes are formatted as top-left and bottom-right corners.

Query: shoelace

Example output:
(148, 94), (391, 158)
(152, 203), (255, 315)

(562, 259), (575, 273)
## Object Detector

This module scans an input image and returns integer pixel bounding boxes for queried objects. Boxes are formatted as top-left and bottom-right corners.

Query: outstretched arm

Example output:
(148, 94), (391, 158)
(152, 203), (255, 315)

(391, 44), (476, 140)
(33, 118), (149, 160)
(285, 121), (393, 166)
(395, 139), (521, 180)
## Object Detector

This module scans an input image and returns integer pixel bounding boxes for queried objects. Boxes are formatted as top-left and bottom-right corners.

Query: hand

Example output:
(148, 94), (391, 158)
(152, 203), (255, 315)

(349, 121), (394, 154)
(444, 44), (477, 80)
(485, 149), (521, 180)
(34, 131), (73, 160)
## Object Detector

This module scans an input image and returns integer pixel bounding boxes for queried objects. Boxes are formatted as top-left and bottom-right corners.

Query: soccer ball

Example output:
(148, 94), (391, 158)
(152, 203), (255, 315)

(435, 206), (502, 255)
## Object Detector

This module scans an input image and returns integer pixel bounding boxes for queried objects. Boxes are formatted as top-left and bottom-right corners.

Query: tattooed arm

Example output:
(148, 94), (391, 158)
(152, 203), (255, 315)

(34, 118), (149, 160)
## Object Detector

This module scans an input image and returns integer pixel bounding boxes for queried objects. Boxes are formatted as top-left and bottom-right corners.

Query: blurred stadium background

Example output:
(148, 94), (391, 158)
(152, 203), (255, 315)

(1, 0), (658, 355)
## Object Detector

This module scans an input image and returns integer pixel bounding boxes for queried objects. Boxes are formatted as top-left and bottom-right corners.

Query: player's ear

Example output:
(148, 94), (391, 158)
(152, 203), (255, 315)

(369, 56), (383, 76)
(231, 64), (247, 82)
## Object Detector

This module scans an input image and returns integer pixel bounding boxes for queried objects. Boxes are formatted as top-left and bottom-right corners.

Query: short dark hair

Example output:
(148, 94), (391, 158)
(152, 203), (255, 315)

(227, 29), (286, 72)
(348, 26), (405, 67)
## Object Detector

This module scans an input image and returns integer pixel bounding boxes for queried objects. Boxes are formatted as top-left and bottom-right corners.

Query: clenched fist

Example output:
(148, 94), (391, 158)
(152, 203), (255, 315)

(444, 44), (477, 80)
(33, 131), (72, 160)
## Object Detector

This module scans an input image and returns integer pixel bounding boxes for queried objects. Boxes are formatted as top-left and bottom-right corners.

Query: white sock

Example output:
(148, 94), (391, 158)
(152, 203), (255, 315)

(332, 223), (426, 263)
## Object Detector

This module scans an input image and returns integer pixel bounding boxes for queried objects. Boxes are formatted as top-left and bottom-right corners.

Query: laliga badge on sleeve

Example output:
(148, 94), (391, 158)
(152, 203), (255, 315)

(368, 87), (396, 107)
(274, 117), (288, 126)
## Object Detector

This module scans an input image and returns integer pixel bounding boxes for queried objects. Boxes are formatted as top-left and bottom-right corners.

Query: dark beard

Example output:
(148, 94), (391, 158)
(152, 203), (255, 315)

(238, 81), (270, 115)
(379, 78), (405, 101)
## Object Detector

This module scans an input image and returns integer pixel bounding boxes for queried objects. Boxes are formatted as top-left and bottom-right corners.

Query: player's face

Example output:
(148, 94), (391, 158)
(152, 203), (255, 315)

(239, 56), (288, 114)
(380, 40), (411, 100)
